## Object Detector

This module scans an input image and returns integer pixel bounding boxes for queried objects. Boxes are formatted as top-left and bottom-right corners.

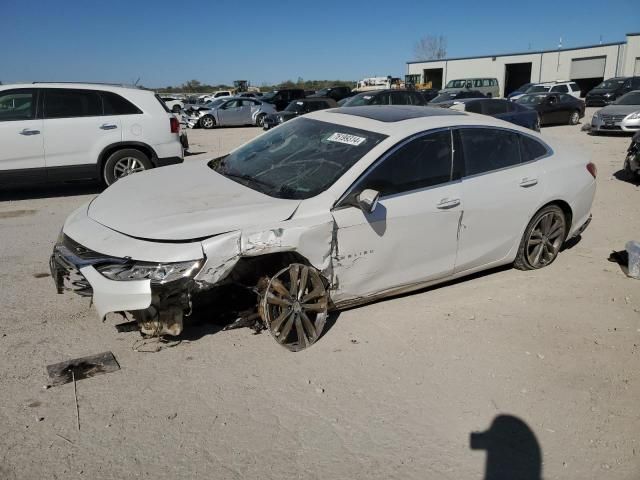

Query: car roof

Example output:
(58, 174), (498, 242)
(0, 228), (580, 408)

(0, 82), (151, 95)
(303, 105), (544, 142)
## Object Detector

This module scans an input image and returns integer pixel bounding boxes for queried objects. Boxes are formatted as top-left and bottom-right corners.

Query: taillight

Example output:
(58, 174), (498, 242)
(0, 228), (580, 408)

(586, 162), (597, 178)
(170, 117), (179, 134)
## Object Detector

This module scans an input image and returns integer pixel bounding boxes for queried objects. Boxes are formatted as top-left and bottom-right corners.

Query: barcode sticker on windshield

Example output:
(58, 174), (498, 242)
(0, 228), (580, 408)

(327, 132), (366, 146)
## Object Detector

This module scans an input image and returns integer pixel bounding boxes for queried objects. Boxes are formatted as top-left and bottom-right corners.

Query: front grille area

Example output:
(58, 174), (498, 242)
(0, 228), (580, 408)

(600, 114), (626, 123)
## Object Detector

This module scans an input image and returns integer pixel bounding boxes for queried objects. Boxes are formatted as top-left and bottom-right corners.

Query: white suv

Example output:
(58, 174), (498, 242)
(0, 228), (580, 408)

(510, 81), (582, 101)
(0, 83), (185, 187)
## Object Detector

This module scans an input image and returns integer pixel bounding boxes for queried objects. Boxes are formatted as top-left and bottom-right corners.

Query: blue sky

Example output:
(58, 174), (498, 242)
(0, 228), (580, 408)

(2, 0), (638, 87)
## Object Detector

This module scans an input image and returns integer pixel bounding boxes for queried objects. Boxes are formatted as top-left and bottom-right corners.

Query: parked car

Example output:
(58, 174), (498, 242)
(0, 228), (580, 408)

(341, 89), (426, 107)
(50, 105), (595, 350)
(507, 82), (535, 100)
(515, 92), (585, 126)
(439, 78), (500, 98)
(586, 77), (640, 106)
(590, 91), (640, 133)
(263, 97), (337, 130)
(309, 86), (352, 102)
(510, 81), (581, 101)
(623, 130), (640, 179)
(160, 95), (184, 113)
(429, 90), (486, 107)
(260, 89), (306, 111)
(238, 92), (263, 98)
(211, 90), (233, 98)
(183, 97), (276, 128)
(0, 83), (185, 187)
(450, 98), (540, 131)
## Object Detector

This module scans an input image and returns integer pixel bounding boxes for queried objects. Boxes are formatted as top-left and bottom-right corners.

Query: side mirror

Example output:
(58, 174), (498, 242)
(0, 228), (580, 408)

(356, 189), (380, 214)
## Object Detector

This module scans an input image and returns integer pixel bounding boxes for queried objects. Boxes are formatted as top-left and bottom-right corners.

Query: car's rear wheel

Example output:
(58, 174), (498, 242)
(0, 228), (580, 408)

(260, 263), (329, 352)
(256, 113), (266, 127)
(568, 110), (580, 125)
(514, 205), (567, 270)
(200, 115), (216, 129)
(103, 149), (152, 186)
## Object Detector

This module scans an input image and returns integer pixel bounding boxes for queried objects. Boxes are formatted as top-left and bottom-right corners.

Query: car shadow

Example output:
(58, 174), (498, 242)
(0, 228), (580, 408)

(0, 182), (103, 201)
(184, 150), (207, 157)
(613, 169), (640, 186)
(471, 414), (542, 480)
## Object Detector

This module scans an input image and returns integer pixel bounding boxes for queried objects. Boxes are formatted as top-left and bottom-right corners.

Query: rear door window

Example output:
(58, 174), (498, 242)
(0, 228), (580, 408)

(358, 130), (453, 196)
(0, 89), (36, 121)
(550, 84), (569, 93)
(44, 89), (102, 118)
(104, 92), (143, 115)
(458, 128), (521, 176)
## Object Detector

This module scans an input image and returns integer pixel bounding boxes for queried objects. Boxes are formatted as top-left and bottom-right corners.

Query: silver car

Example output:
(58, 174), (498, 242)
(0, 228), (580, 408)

(183, 97), (276, 129)
(591, 91), (640, 133)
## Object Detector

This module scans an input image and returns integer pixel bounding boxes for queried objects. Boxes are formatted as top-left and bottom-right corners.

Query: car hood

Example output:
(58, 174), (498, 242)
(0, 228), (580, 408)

(88, 161), (301, 241)
(598, 104), (640, 115)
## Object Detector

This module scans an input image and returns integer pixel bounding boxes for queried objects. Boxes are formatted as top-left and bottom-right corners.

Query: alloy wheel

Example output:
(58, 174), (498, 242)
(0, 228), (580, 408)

(260, 263), (329, 351)
(113, 157), (146, 180)
(201, 116), (215, 129)
(569, 111), (579, 125)
(525, 211), (566, 268)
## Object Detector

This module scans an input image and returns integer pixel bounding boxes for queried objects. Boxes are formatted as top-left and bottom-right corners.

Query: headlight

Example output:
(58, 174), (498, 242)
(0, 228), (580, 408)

(97, 260), (202, 284)
(592, 112), (599, 119)
(626, 111), (640, 120)
(277, 115), (285, 123)
(603, 92), (614, 97)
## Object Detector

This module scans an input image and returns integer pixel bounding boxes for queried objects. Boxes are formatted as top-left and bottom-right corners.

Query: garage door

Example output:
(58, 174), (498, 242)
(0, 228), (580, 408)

(570, 56), (606, 79)
(635, 57), (640, 75)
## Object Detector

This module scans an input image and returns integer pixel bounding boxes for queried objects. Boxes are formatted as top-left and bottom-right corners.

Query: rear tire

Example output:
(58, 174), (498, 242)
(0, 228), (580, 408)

(103, 149), (152, 186)
(256, 113), (266, 127)
(514, 205), (567, 270)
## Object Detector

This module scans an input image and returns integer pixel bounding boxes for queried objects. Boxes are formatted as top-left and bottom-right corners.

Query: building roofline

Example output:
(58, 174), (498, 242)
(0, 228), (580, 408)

(627, 32), (640, 36)
(406, 40), (625, 65)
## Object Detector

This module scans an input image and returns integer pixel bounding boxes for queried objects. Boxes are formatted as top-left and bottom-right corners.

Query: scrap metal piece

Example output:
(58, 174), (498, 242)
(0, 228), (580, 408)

(46, 351), (120, 387)
(260, 263), (329, 352)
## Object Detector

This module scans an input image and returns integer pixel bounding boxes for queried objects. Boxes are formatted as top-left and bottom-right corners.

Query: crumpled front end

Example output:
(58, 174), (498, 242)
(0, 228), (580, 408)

(50, 202), (337, 342)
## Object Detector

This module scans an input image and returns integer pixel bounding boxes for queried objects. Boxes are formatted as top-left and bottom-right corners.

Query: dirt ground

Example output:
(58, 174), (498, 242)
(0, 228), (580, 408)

(1, 109), (639, 480)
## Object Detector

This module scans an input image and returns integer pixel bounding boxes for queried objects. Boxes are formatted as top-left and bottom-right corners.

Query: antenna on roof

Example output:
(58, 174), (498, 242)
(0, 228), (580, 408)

(134, 77), (140, 86)
(599, 34), (603, 45)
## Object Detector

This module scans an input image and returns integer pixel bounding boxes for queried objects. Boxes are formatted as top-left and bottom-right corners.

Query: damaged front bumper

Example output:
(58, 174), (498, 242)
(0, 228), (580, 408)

(50, 234), (199, 335)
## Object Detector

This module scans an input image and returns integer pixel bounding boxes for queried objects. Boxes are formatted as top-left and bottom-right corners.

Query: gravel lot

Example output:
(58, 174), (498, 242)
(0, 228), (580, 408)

(1, 108), (639, 480)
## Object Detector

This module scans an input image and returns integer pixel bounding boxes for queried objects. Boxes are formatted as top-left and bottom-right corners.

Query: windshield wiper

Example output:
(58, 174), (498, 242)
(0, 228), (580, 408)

(222, 171), (274, 190)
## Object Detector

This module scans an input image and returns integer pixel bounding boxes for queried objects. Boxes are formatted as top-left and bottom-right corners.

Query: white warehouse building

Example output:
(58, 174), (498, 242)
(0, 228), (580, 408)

(406, 32), (640, 97)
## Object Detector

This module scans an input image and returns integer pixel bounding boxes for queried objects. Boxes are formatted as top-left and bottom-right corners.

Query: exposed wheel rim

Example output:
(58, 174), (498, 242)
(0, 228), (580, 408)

(113, 156), (146, 180)
(201, 116), (214, 128)
(256, 114), (265, 126)
(535, 116), (541, 131)
(261, 263), (329, 352)
(570, 112), (579, 125)
(525, 211), (566, 268)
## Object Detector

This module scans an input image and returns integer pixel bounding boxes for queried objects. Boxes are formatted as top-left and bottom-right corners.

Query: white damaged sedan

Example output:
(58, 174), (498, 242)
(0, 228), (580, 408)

(51, 106), (596, 351)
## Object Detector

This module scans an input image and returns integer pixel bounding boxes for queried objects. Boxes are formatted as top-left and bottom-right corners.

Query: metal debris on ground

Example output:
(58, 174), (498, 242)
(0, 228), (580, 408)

(46, 351), (120, 386)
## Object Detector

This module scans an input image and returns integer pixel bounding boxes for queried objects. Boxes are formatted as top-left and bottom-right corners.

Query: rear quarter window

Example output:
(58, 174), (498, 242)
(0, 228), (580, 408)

(520, 136), (549, 162)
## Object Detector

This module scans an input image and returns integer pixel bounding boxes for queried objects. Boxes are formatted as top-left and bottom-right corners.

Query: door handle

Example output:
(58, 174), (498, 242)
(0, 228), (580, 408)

(19, 128), (40, 136)
(100, 124), (118, 130)
(436, 198), (461, 209)
(519, 177), (538, 187)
